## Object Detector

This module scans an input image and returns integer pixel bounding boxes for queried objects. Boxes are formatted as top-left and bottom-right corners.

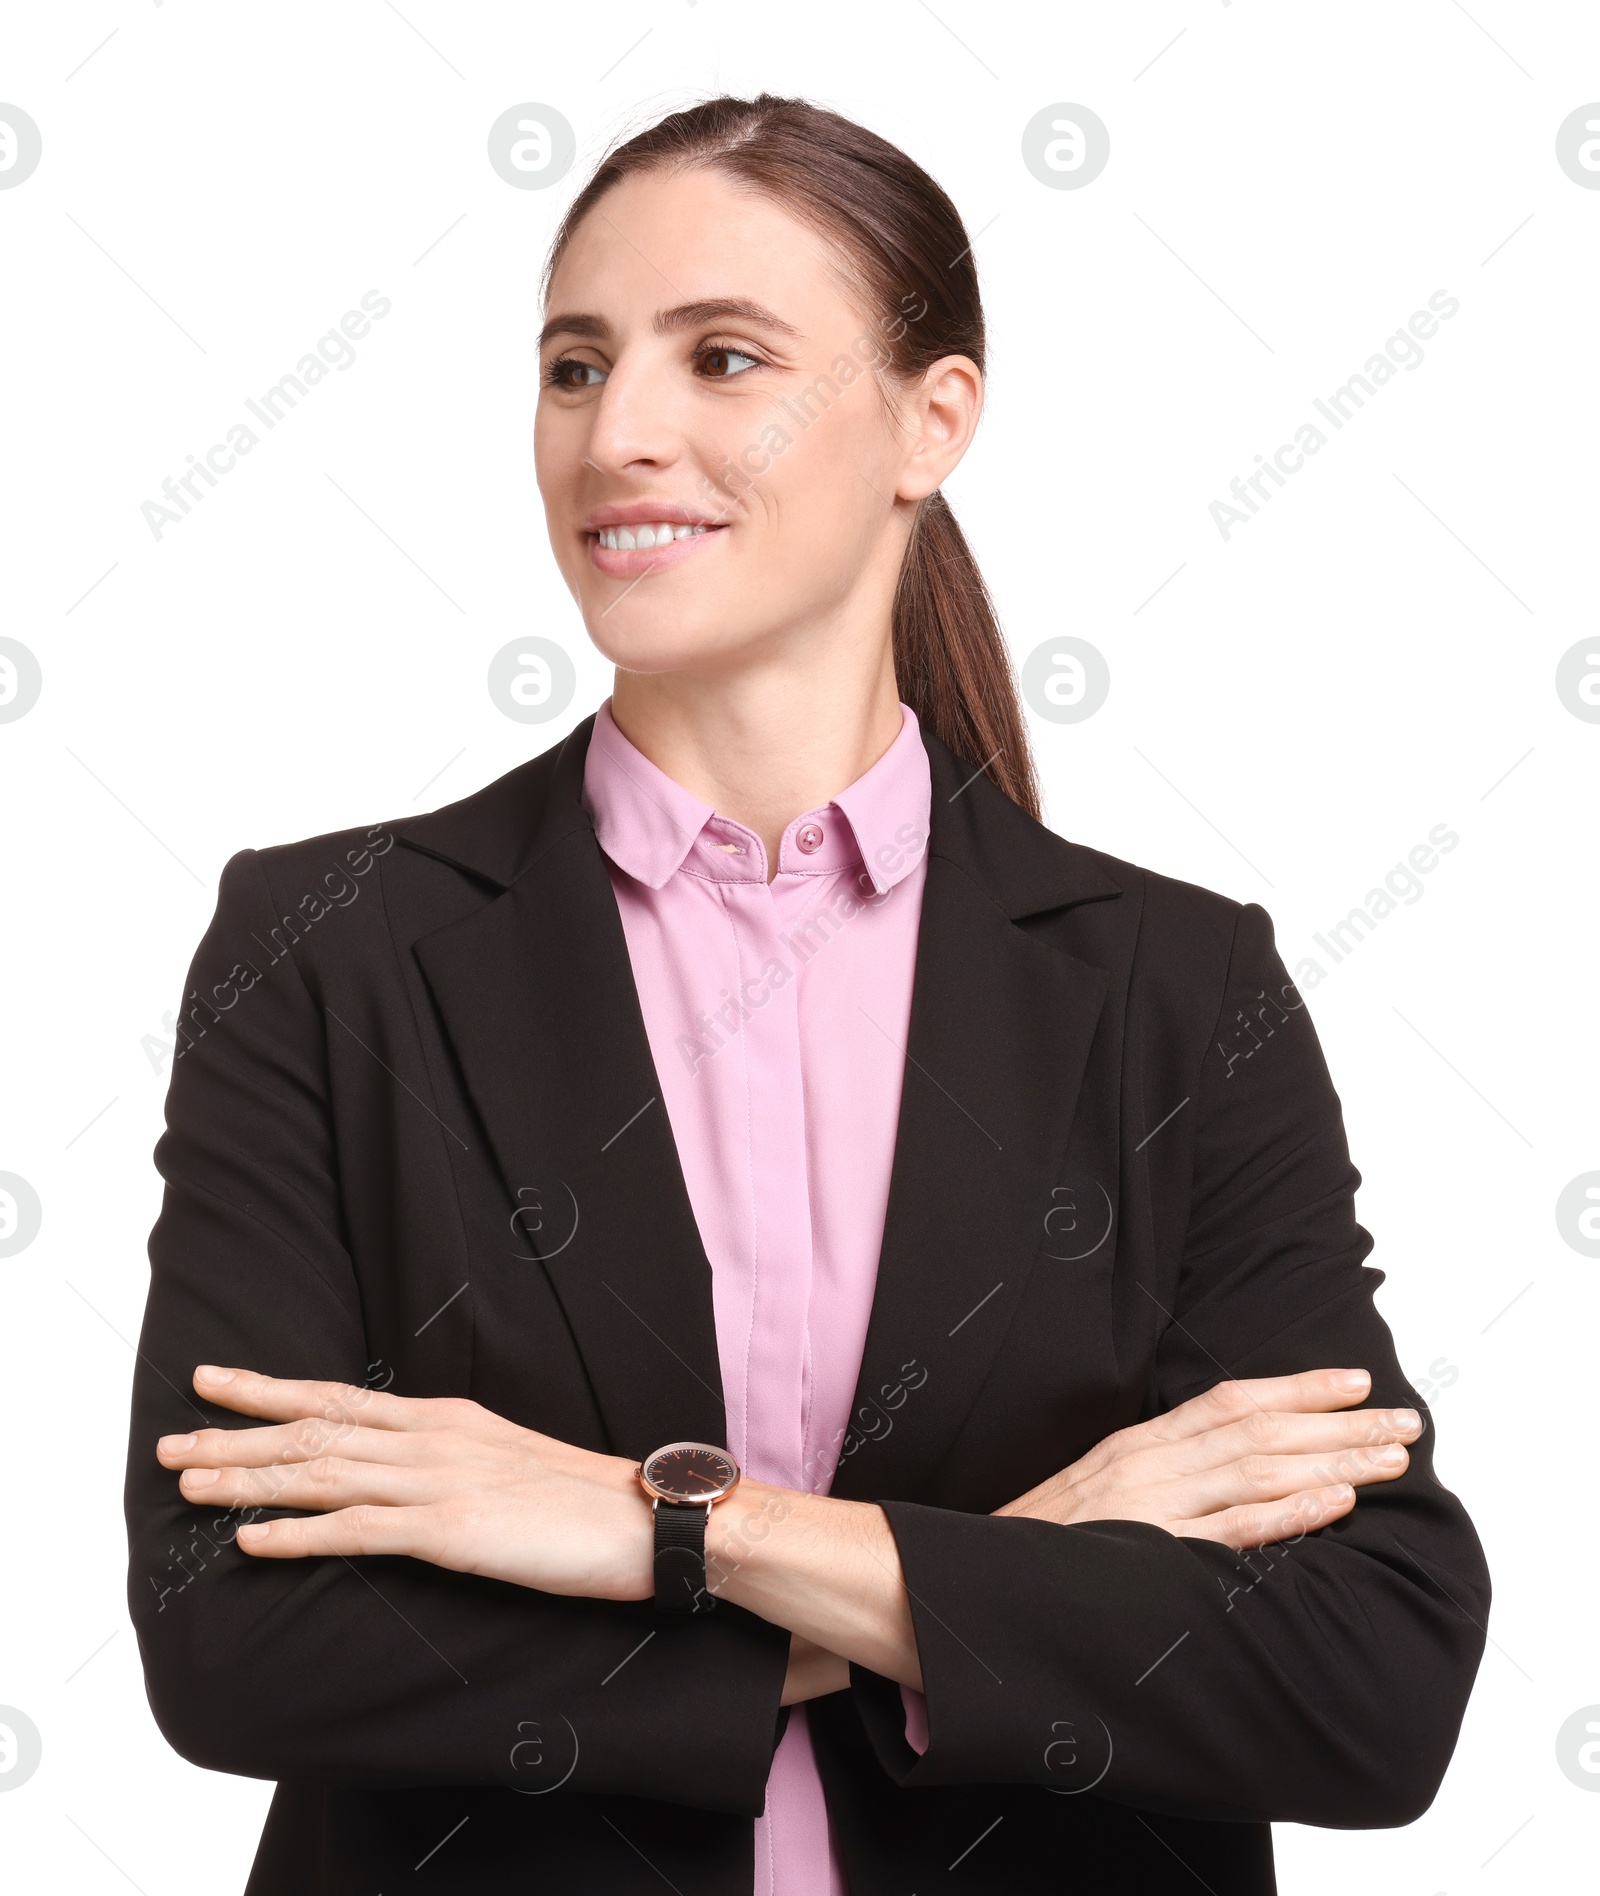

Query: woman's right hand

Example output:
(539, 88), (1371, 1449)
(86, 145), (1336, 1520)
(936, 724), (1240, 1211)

(994, 1368), (1422, 1550)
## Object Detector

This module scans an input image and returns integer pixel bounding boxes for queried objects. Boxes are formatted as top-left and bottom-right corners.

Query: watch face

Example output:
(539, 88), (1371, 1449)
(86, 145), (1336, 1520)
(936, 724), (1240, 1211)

(641, 1442), (740, 1504)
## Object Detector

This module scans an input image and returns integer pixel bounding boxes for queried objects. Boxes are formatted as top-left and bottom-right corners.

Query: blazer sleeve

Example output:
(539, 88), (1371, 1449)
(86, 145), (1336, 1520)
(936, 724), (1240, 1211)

(852, 900), (1490, 1827)
(124, 848), (789, 1811)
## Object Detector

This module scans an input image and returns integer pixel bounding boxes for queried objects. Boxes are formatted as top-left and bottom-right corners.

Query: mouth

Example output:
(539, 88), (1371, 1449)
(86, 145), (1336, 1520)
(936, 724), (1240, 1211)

(586, 519), (729, 577)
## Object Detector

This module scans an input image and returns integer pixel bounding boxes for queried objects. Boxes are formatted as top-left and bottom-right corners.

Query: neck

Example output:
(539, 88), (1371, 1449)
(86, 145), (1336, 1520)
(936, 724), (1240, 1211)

(609, 638), (904, 882)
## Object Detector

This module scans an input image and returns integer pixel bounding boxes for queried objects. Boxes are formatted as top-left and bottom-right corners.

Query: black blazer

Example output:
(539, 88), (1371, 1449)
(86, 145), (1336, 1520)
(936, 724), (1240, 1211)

(125, 715), (1488, 1895)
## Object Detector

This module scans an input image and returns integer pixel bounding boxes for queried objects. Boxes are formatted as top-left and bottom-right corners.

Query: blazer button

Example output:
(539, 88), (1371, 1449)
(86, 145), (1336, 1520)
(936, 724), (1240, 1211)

(796, 822), (824, 854)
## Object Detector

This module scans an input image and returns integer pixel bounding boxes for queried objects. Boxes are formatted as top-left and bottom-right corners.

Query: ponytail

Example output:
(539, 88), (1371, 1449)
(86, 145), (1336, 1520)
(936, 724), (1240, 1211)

(894, 491), (1041, 820)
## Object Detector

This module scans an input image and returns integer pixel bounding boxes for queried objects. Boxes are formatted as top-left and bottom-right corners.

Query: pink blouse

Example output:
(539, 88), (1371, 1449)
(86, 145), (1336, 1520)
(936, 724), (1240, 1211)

(583, 698), (931, 1896)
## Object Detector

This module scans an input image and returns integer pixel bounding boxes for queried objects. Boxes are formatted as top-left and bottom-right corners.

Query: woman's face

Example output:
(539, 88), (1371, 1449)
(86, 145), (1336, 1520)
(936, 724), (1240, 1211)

(535, 165), (963, 678)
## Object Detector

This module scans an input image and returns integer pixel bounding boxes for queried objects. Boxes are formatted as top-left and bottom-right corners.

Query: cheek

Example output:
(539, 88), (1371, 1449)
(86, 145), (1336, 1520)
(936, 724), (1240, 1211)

(533, 407), (577, 498)
(756, 406), (889, 550)
(534, 420), (592, 582)
(688, 404), (784, 509)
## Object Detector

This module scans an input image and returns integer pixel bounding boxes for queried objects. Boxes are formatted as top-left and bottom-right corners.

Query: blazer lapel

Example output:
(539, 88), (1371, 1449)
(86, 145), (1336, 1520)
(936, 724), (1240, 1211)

(402, 721), (726, 1462)
(829, 735), (1123, 1502)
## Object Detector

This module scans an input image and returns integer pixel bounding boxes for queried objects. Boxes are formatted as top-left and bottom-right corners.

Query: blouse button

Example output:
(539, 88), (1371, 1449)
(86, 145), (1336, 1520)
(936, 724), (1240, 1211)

(795, 822), (824, 855)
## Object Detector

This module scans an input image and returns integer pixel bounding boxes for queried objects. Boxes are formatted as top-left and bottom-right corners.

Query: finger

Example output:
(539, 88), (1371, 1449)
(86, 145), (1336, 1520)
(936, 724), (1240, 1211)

(1173, 1440), (1410, 1519)
(188, 1365), (479, 1434)
(158, 1416), (458, 1472)
(1139, 1369), (1374, 1446)
(1176, 1482), (1358, 1551)
(178, 1456), (440, 1513)
(233, 1503), (434, 1560)
(1155, 1403), (1423, 1477)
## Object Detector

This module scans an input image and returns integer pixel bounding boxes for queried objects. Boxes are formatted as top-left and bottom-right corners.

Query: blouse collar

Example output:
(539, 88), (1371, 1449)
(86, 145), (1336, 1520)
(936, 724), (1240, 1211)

(583, 697), (932, 895)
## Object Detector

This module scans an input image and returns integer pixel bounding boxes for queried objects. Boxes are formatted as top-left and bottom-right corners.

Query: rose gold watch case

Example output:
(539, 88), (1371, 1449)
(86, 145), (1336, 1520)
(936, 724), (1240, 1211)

(635, 1440), (742, 1506)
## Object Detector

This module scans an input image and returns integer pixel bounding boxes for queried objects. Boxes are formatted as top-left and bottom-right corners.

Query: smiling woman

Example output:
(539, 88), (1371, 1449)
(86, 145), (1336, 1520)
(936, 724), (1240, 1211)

(529, 114), (1036, 820)
(127, 92), (1488, 1896)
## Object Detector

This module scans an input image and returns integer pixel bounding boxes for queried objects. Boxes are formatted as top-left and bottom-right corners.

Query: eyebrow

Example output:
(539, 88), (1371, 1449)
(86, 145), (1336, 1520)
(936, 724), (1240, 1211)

(537, 298), (803, 351)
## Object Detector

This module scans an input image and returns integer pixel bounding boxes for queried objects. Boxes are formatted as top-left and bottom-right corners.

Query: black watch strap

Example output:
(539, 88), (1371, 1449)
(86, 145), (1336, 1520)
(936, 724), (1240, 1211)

(653, 1499), (714, 1615)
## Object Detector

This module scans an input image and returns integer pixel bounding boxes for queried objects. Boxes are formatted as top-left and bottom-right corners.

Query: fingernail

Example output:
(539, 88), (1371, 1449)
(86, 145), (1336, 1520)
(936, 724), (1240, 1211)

(1389, 1409), (1420, 1433)
(1371, 1444), (1407, 1466)
(160, 1434), (196, 1455)
(197, 1366), (236, 1383)
(1334, 1371), (1369, 1392)
(1327, 1483), (1354, 1500)
(183, 1467), (219, 1487)
(237, 1523), (268, 1543)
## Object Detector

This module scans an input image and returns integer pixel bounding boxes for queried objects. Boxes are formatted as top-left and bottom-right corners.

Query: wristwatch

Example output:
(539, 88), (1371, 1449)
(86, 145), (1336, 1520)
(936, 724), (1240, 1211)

(636, 1441), (742, 1615)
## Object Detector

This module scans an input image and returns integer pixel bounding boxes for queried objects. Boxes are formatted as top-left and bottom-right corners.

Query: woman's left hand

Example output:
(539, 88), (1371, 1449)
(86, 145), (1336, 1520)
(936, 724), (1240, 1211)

(157, 1365), (655, 1600)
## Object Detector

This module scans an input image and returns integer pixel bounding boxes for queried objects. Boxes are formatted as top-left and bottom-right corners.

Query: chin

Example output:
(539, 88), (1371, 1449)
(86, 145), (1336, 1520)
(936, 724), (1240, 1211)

(584, 611), (770, 679)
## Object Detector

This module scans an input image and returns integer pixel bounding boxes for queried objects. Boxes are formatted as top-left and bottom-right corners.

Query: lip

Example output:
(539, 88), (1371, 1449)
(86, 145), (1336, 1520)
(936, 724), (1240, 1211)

(583, 505), (731, 579)
(581, 501), (728, 531)
(588, 526), (728, 579)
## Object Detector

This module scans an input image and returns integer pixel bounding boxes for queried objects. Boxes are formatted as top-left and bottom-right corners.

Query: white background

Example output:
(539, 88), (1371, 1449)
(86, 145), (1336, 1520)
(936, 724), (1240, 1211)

(2, 2), (1597, 1889)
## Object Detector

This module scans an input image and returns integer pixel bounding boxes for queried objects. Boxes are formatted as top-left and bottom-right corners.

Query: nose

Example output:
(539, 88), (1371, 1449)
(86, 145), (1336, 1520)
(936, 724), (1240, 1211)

(581, 349), (687, 479)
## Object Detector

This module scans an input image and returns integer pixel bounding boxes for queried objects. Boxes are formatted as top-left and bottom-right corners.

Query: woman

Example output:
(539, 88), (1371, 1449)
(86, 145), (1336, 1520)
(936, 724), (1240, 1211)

(126, 94), (1488, 1896)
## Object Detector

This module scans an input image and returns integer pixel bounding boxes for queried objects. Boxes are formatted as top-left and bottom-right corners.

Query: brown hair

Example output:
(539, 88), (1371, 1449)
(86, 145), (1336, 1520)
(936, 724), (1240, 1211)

(541, 92), (1041, 820)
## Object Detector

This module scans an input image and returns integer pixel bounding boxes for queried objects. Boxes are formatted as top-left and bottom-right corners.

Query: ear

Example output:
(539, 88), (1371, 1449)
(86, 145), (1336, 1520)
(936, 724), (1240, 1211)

(897, 354), (984, 503)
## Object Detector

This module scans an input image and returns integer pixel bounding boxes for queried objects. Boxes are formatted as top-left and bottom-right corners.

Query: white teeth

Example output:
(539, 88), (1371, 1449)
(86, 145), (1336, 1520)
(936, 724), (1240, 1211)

(597, 522), (711, 550)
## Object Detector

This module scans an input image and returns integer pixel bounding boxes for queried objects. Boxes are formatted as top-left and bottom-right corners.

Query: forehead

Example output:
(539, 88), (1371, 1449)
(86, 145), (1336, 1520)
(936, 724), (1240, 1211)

(546, 166), (860, 336)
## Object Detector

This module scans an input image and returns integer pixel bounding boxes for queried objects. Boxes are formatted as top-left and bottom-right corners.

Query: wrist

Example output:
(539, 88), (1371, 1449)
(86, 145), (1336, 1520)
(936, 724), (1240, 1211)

(704, 1478), (799, 1593)
(616, 1480), (658, 1601)
(635, 1442), (745, 1614)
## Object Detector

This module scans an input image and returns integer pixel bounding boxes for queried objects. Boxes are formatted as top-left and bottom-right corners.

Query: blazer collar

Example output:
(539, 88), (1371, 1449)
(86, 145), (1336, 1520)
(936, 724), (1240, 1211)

(390, 717), (591, 890)
(393, 710), (1124, 923)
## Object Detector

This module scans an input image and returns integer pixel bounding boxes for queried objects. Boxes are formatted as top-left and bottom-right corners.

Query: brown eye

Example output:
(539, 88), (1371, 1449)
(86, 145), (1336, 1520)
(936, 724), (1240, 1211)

(544, 357), (605, 391)
(697, 346), (760, 380)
